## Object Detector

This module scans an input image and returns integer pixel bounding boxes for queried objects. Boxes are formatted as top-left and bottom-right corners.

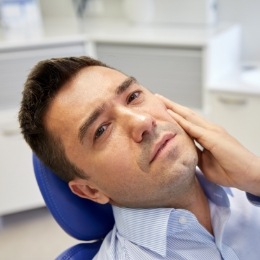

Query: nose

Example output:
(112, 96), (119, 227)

(117, 107), (156, 143)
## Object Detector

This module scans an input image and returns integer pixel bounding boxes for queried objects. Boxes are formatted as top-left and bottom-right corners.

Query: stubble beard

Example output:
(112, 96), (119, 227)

(135, 123), (198, 208)
(137, 123), (197, 174)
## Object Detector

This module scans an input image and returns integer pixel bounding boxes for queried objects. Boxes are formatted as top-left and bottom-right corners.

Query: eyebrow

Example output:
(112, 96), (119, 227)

(78, 76), (137, 143)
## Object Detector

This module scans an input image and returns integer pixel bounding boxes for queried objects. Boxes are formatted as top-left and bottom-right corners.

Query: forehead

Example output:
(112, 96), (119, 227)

(67, 66), (128, 101)
(51, 65), (128, 109)
(44, 66), (128, 136)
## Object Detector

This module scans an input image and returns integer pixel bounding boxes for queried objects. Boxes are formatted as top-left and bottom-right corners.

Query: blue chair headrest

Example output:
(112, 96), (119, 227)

(32, 154), (114, 241)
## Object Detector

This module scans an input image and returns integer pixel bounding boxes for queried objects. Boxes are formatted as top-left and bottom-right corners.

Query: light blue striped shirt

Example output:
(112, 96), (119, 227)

(94, 173), (260, 259)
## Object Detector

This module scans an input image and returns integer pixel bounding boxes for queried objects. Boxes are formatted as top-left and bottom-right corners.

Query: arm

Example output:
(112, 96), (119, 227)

(156, 94), (260, 196)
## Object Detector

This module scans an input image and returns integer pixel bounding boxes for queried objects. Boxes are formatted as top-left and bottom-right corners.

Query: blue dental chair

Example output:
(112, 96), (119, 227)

(32, 154), (114, 259)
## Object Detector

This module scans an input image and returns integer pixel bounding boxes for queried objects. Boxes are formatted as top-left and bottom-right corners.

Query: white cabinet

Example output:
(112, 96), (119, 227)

(209, 91), (260, 155)
(0, 110), (44, 215)
(0, 41), (87, 110)
(97, 43), (203, 109)
(0, 41), (87, 215)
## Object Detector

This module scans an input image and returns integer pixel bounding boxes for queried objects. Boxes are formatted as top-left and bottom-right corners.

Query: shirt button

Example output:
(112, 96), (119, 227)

(179, 216), (187, 224)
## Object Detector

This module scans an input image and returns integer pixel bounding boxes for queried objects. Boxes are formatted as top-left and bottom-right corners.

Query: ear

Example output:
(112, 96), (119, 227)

(68, 179), (110, 204)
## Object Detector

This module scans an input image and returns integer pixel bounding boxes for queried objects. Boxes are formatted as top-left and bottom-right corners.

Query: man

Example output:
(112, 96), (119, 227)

(19, 56), (260, 259)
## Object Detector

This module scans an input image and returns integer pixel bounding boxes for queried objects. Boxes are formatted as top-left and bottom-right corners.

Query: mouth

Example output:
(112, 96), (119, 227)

(150, 133), (176, 164)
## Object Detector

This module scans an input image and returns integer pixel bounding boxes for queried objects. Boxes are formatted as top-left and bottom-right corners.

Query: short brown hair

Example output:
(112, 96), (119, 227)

(19, 56), (109, 182)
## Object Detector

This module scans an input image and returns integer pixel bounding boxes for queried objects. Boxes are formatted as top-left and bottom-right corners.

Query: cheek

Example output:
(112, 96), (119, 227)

(93, 147), (143, 191)
(91, 156), (141, 197)
(91, 140), (135, 177)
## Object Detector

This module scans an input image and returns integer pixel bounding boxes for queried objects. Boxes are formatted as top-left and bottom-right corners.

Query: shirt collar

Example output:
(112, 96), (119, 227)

(112, 171), (231, 257)
(196, 170), (231, 207)
(112, 206), (173, 256)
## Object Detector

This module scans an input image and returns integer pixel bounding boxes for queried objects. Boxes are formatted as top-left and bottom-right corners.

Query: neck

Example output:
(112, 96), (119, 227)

(181, 177), (214, 235)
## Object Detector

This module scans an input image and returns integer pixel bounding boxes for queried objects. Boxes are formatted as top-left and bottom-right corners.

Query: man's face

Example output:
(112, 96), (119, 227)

(46, 66), (198, 208)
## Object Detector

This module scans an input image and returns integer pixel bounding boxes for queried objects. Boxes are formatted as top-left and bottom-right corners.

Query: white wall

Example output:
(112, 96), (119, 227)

(39, 0), (123, 18)
(218, 0), (260, 62)
(39, 0), (75, 17)
(39, 0), (260, 63)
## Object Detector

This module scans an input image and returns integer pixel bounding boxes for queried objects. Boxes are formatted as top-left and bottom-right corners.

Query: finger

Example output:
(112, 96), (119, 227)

(198, 150), (232, 187)
(156, 94), (215, 130)
(155, 94), (191, 116)
(167, 109), (204, 139)
(168, 109), (223, 153)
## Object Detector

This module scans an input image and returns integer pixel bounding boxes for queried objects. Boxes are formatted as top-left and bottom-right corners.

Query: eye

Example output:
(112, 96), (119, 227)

(127, 91), (141, 104)
(94, 124), (108, 140)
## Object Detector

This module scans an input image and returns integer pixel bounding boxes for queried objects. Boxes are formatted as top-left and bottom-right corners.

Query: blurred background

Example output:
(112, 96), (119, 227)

(0, 0), (260, 259)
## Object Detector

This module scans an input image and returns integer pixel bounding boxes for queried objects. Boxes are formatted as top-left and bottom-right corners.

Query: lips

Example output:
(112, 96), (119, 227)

(150, 133), (175, 163)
